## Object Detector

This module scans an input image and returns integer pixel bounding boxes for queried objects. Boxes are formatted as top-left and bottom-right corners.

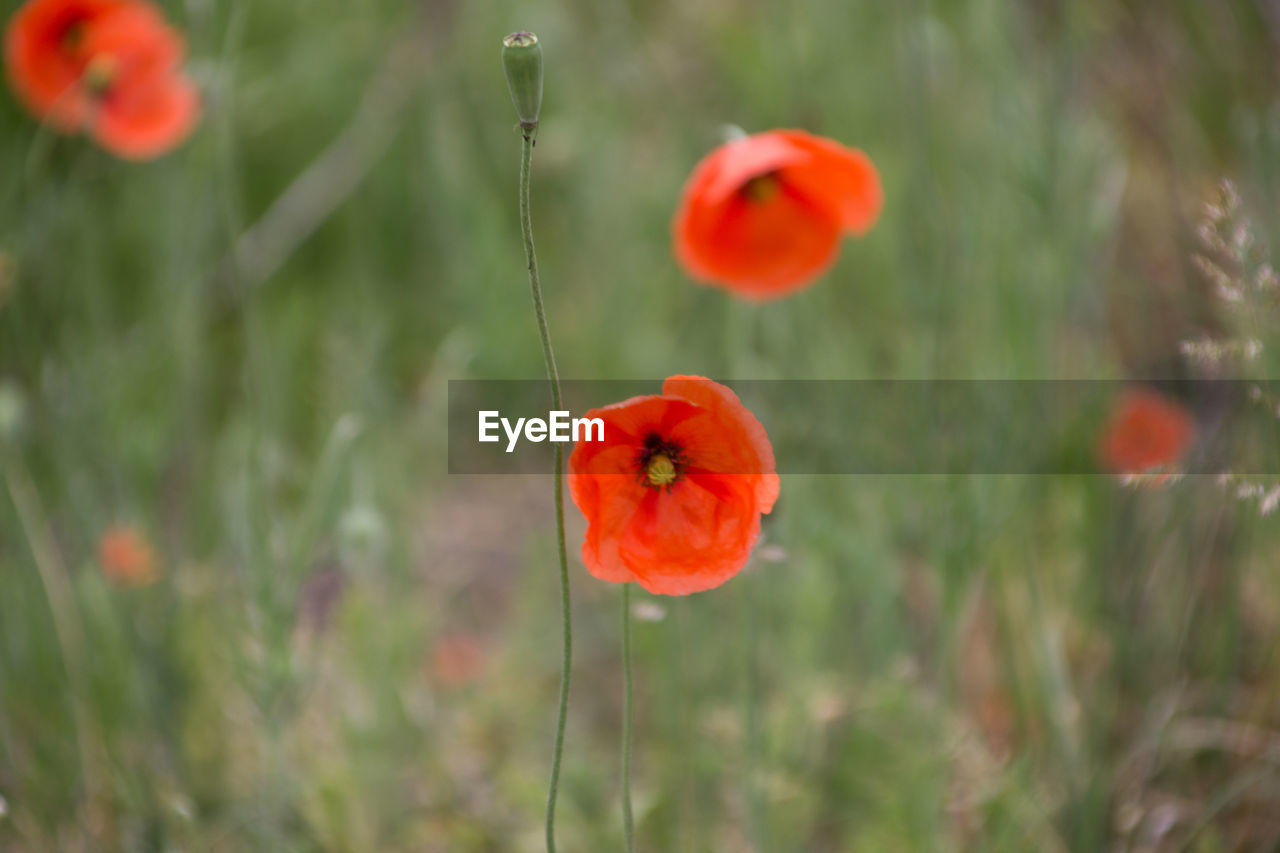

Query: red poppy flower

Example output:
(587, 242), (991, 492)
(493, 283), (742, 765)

(672, 129), (882, 299)
(567, 376), (779, 596)
(5, 0), (199, 159)
(1100, 388), (1195, 477)
(97, 524), (157, 587)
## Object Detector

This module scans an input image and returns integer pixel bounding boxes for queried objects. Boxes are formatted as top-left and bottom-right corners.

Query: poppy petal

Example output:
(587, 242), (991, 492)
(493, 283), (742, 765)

(5, 0), (198, 158)
(775, 129), (883, 234)
(662, 375), (779, 510)
(573, 444), (647, 584)
(80, 2), (183, 84)
(1100, 389), (1195, 475)
(567, 377), (779, 595)
(567, 395), (701, 476)
(619, 474), (761, 595)
(695, 133), (812, 207)
(4, 0), (129, 128)
(672, 129), (881, 298)
(91, 72), (197, 159)
(677, 178), (842, 298)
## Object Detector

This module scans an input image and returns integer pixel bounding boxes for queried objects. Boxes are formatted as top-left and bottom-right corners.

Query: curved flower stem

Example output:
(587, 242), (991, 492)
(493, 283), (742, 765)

(518, 127), (573, 853)
(621, 583), (636, 853)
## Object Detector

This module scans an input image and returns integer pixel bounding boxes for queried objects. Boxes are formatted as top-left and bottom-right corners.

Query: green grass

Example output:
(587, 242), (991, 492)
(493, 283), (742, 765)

(3, 0), (1280, 850)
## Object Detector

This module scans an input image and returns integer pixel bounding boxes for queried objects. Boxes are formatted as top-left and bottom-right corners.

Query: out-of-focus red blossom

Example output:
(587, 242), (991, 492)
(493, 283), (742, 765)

(429, 633), (487, 688)
(1100, 388), (1195, 477)
(673, 129), (882, 300)
(568, 376), (779, 596)
(97, 524), (157, 587)
(5, 0), (199, 159)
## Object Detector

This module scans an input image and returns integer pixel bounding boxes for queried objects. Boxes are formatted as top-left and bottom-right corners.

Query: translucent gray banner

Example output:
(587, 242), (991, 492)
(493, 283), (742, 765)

(447, 380), (1276, 475)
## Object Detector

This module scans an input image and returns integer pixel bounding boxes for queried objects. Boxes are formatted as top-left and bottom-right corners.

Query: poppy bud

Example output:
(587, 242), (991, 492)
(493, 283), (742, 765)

(502, 31), (543, 129)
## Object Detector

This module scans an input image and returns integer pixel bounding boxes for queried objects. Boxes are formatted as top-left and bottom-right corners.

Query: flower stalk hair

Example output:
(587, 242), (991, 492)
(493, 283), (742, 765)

(502, 30), (571, 853)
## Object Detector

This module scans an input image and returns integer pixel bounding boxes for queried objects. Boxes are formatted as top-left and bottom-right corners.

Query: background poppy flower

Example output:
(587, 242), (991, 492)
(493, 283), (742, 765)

(1100, 388), (1195, 476)
(568, 376), (779, 596)
(672, 129), (882, 299)
(97, 524), (157, 587)
(5, 0), (199, 159)
(429, 632), (488, 689)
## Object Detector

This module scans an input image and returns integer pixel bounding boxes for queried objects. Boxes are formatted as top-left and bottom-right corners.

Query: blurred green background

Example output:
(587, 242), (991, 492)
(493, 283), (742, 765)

(3, 0), (1280, 850)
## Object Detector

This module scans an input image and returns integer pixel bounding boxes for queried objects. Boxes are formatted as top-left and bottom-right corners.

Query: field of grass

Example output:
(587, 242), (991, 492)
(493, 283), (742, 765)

(3, 0), (1280, 850)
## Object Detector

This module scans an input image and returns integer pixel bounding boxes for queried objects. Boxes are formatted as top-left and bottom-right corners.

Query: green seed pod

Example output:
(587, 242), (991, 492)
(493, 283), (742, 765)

(502, 31), (543, 129)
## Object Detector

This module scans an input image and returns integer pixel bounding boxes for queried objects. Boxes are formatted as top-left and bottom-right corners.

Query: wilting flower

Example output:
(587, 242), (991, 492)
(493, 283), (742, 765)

(672, 129), (882, 299)
(5, 0), (199, 159)
(567, 376), (779, 596)
(97, 524), (157, 587)
(1100, 388), (1195, 478)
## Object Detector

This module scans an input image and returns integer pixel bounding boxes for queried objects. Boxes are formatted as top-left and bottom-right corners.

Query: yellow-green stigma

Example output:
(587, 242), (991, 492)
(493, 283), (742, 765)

(646, 453), (677, 487)
(741, 172), (780, 203)
(84, 54), (117, 95)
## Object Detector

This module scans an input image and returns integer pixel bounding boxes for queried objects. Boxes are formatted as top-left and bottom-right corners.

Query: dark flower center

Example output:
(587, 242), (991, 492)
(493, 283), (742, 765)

(58, 18), (118, 96)
(740, 171), (781, 203)
(60, 18), (87, 52)
(636, 433), (686, 490)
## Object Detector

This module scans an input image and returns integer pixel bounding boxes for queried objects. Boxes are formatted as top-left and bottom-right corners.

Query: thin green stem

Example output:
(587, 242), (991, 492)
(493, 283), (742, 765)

(744, 574), (765, 851)
(4, 458), (106, 837)
(519, 127), (573, 853)
(726, 300), (766, 852)
(621, 583), (636, 853)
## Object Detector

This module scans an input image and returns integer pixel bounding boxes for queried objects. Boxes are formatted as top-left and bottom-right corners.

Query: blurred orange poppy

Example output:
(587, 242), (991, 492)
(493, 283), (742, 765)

(672, 129), (882, 299)
(97, 524), (157, 587)
(429, 633), (487, 689)
(1100, 388), (1194, 477)
(568, 376), (779, 596)
(5, 0), (199, 159)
